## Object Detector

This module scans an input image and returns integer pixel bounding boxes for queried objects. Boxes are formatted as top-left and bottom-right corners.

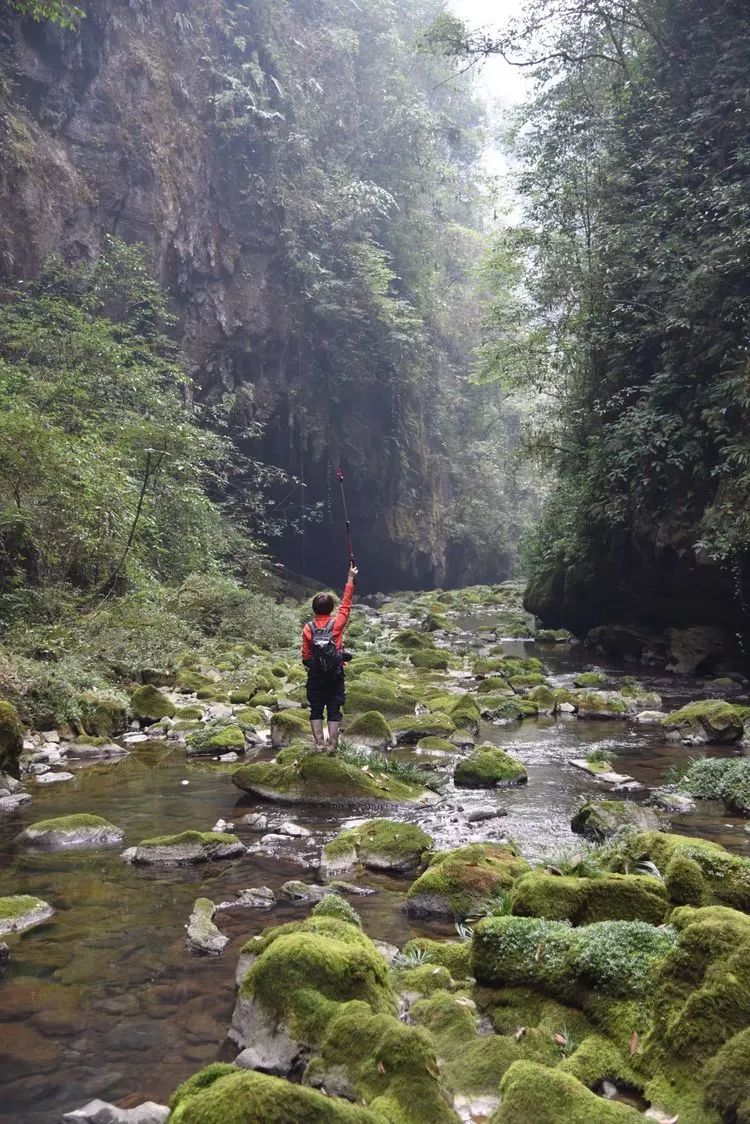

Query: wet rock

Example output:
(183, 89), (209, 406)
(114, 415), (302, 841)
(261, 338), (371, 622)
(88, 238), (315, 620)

(322, 819), (432, 877)
(0, 894), (54, 935)
(662, 699), (745, 745)
(666, 626), (727, 675)
(328, 880), (376, 896)
(62, 1099), (169, 1123)
(571, 798), (664, 841)
(0, 943), (7, 965)
(467, 807), (507, 822)
(406, 842), (530, 919)
(345, 710), (394, 749)
(0, 791), (32, 812)
(186, 897), (228, 955)
(278, 820), (311, 837)
(374, 940), (400, 965)
(131, 830), (245, 865)
(0, 1020), (63, 1075)
(237, 886), (275, 908)
(649, 789), (696, 814)
(279, 880), (328, 903)
(212, 818), (234, 832)
(391, 713), (457, 744)
(130, 684), (176, 724)
(568, 759), (635, 785)
(240, 812), (270, 832)
(17, 814), (125, 850)
(34, 770), (75, 784)
(454, 745), (527, 788)
(574, 691), (630, 719)
(634, 710), (664, 724)
(67, 742), (129, 759)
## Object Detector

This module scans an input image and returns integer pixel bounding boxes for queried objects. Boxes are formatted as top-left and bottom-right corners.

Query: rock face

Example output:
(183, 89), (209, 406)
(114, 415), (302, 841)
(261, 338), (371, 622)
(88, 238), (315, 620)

(0, 894), (54, 935)
(132, 831), (245, 866)
(0, 701), (24, 778)
(16, 814), (125, 850)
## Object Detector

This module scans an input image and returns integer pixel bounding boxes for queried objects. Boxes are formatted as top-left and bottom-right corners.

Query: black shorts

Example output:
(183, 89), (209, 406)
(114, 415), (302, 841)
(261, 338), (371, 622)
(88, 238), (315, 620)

(306, 673), (345, 722)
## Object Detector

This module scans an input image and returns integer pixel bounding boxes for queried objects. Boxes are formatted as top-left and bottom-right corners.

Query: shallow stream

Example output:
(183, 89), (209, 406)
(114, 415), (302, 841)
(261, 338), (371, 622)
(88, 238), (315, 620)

(1, 615), (748, 1123)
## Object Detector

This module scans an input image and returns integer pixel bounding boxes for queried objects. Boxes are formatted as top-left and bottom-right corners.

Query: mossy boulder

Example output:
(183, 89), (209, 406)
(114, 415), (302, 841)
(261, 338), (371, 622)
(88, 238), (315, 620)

(130, 684), (176, 724)
(573, 671), (607, 688)
(479, 696), (536, 721)
(323, 819), (432, 877)
(0, 701), (23, 778)
(401, 938), (472, 980)
(78, 693), (127, 738)
(448, 694), (481, 734)
(346, 685), (411, 718)
(574, 692), (629, 719)
(231, 914), (396, 1075)
(17, 814), (125, 850)
(176, 669), (215, 694)
(678, 755), (750, 815)
(454, 746), (527, 788)
(345, 711), (393, 749)
(394, 630), (435, 651)
(661, 698), (746, 744)
(186, 723), (245, 756)
(476, 677), (513, 695)
(410, 649), (450, 671)
(235, 707), (267, 730)
(571, 799), (663, 841)
(509, 872), (668, 926)
(702, 1026), (750, 1124)
(310, 894), (362, 928)
(604, 830), (750, 912)
(232, 748), (430, 806)
(169, 1064), (378, 1123)
(133, 830), (244, 865)
(391, 712), (456, 745)
(423, 612), (451, 632)
(270, 709), (310, 748)
(472, 915), (677, 1001)
(494, 1060), (640, 1123)
(416, 736), (455, 753)
(0, 894), (54, 935)
(406, 843), (530, 919)
(177, 705), (204, 721)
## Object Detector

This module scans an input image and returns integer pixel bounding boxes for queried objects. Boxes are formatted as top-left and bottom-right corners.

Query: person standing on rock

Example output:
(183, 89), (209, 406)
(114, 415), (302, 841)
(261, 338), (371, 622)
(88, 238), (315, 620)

(302, 564), (358, 752)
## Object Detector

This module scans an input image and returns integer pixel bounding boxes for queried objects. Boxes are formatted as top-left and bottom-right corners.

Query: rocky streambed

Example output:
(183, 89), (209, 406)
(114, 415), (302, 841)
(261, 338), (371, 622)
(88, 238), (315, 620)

(1, 583), (749, 1123)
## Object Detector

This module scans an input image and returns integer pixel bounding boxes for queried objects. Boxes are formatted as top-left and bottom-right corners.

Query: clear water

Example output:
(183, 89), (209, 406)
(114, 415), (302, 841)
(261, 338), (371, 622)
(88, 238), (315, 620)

(1, 623), (748, 1122)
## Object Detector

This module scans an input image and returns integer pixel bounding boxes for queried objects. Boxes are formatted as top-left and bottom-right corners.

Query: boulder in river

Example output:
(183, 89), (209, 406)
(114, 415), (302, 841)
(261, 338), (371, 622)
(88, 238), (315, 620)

(186, 897), (228, 955)
(0, 894), (54, 935)
(186, 722), (245, 756)
(390, 712), (456, 744)
(661, 699), (745, 745)
(509, 870), (668, 925)
(344, 710), (394, 749)
(232, 745), (432, 805)
(16, 814), (125, 850)
(132, 830), (245, 865)
(62, 1099), (169, 1123)
(453, 745), (527, 788)
(130, 684), (176, 724)
(571, 798), (664, 840)
(406, 842), (530, 919)
(573, 691), (630, 719)
(321, 818), (432, 878)
(270, 709), (310, 748)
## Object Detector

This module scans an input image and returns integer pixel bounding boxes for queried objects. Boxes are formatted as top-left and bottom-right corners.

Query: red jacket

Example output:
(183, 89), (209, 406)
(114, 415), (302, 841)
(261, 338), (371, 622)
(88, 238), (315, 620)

(302, 579), (355, 661)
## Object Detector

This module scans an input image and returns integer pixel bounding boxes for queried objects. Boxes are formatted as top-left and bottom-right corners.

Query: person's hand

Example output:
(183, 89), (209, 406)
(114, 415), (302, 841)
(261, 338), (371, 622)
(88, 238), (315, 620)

(348, 564), (359, 582)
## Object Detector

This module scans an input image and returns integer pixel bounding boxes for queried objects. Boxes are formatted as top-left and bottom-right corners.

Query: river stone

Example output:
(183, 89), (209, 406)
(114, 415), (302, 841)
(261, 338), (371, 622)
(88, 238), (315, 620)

(241, 812), (270, 831)
(0, 791), (32, 812)
(571, 799), (664, 841)
(634, 710), (664, 724)
(62, 1099), (169, 1123)
(67, 742), (129, 759)
(649, 789), (696, 814)
(16, 814), (125, 850)
(186, 897), (228, 955)
(34, 771), (75, 784)
(661, 699), (745, 745)
(323, 819), (432, 877)
(0, 894), (54, 935)
(232, 747), (430, 805)
(132, 830), (245, 865)
(279, 880), (328, 903)
(278, 821), (311, 837)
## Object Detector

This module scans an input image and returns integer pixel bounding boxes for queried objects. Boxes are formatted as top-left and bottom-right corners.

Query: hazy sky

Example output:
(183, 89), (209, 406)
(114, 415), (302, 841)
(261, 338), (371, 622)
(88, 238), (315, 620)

(447, 0), (529, 106)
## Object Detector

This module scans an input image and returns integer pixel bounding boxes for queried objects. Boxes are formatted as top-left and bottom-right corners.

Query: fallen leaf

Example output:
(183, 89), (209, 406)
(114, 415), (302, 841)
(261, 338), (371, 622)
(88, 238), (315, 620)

(377, 1061), (386, 1074)
(534, 943), (543, 962)
(515, 1026), (526, 1040)
(629, 1030), (641, 1055)
(553, 1032), (567, 1046)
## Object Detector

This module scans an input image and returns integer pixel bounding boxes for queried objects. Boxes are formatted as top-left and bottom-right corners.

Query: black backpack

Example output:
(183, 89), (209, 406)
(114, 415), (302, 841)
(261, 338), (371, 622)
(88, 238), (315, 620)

(308, 620), (343, 679)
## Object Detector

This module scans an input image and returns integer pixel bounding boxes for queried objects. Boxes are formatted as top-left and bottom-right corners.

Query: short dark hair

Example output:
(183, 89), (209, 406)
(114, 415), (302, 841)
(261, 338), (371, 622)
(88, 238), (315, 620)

(312, 592), (335, 615)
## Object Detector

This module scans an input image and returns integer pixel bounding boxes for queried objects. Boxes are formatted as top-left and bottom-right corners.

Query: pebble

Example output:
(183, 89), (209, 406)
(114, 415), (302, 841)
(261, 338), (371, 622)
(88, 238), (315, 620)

(278, 821), (311, 837)
(467, 807), (508, 823)
(35, 771), (75, 784)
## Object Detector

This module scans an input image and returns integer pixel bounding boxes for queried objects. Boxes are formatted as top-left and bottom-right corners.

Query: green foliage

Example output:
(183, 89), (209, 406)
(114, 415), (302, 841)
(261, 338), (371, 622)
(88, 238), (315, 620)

(6, 0), (84, 28)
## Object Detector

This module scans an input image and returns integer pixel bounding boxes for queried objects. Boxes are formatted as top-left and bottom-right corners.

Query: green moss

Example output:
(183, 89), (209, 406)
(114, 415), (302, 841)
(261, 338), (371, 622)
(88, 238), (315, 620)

(401, 939), (471, 979)
(472, 916), (676, 1000)
(604, 830), (750, 912)
(679, 755), (750, 815)
(346, 711), (392, 742)
(235, 707), (266, 729)
(416, 736), (455, 751)
(394, 630), (435, 651)
(196, 687), (229, 701)
(449, 694), (481, 733)
(0, 700), (23, 777)
(139, 829), (240, 848)
(574, 671), (607, 688)
(472, 657), (509, 677)
(406, 843), (530, 919)
(232, 748), (427, 804)
(187, 723), (245, 754)
(570, 799), (661, 841)
(395, 963), (455, 996)
(251, 692), (278, 708)
(664, 853), (705, 906)
(423, 612), (451, 632)
(509, 673), (547, 689)
(574, 691), (629, 717)
(0, 894), (51, 930)
(311, 894), (362, 928)
(702, 1027), (750, 1123)
(270, 709), (310, 747)
(410, 649), (450, 670)
(346, 685), (412, 717)
(23, 813), (114, 832)
(494, 1060), (641, 1122)
(454, 746), (527, 788)
(510, 872), (668, 926)
(391, 712), (456, 743)
(130, 684), (176, 723)
(169, 1065), (378, 1123)
(476, 677), (513, 695)
(176, 705), (204, 720)
(175, 669), (214, 693)
(78, 692), (127, 738)
(662, 698), (745, 743)
(478, 696), (532, 721)
(324, 819), (432, 874)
